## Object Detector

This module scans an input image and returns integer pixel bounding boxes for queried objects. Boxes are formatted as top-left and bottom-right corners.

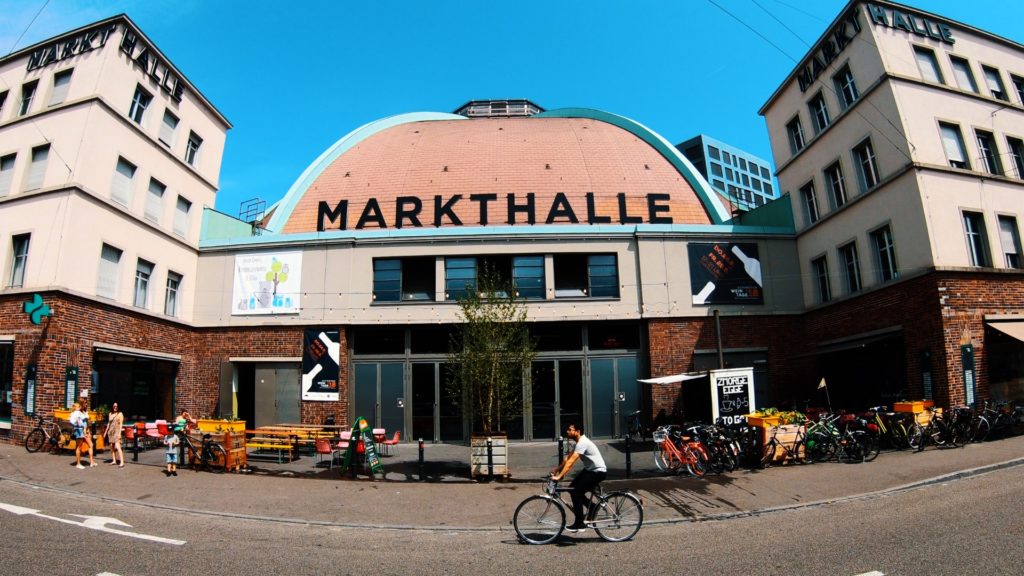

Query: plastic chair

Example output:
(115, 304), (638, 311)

(382, 430), (401, 456)
(134, 422), (149, 449)
(372, 428), (385, 451)
(314, 437), (338, 470)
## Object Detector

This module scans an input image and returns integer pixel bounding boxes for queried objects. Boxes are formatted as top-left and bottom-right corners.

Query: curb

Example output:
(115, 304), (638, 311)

(4, 455), (1022, 532)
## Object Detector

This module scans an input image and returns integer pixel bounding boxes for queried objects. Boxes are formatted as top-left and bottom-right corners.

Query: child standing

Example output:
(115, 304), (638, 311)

(164, 428), (180, 476)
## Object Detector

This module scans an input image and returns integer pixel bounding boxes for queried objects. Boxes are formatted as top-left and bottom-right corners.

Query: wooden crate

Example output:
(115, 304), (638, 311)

(893, 400), (934, 413)
(746, 414), (782, 428)
(766, 424), (805, 463)
(470, 435), (508, 479)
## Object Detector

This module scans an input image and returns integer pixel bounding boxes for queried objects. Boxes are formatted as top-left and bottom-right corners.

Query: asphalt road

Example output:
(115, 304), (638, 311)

(2, 465), (1022, 575)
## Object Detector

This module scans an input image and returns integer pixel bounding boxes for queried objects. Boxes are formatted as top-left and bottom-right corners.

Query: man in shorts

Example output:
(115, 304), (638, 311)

(550, 423), (607, 532)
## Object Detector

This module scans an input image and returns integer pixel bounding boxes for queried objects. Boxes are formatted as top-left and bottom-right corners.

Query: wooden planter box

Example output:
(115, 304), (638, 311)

(745, 414), (781, 428)
(893, 400), (934, 413)
(196, 419), (246, 434)
(766, 424), (806, 463)
(54, 409), (103, 423)
(470, 434), (508, 479)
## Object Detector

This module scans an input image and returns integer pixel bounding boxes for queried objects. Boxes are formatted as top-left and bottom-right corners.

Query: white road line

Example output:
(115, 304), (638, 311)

(0, 501), (185, 546)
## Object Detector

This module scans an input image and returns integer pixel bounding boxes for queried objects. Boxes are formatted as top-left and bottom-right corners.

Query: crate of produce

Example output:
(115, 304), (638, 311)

(893, 400), (934, 413)
(745, 414), (781, 428)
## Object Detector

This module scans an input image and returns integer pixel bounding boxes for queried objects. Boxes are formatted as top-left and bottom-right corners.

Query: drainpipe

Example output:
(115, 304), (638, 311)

(714, 309), (724, 369)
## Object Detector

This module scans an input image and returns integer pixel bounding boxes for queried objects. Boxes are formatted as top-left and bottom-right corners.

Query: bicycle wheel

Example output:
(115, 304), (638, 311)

(592, 492), (643, 542)
(759, 441), (776, 468)
(684, 446), (707, 477)
(55, 430), (71, 453)
(806, 432), (835, 463)
(24, 428), (45, 453)
(908, 424), (926, 451)
(206, 443), (227, 473)
(513, 495), (565, 545)
(862, 432), (881, 462)
(653, 445), (669, 472)
(971, 417), (991, 442)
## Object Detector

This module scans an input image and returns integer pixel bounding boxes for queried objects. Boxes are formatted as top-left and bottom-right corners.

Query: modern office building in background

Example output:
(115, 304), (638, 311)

(2, 1), (1022, 447)
(676, 134), (778, 212)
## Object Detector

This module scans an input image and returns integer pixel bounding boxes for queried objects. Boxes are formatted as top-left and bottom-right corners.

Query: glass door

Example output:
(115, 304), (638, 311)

(589, 357), (638, 437)
(529, 359), (582, 440)
(353, 362), (404, 433)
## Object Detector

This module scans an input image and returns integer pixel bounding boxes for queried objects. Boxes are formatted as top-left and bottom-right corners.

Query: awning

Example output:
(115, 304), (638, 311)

(638, 372), (707, 385)
(790, 326), (903, 358)
(988, 321), (1024, 343)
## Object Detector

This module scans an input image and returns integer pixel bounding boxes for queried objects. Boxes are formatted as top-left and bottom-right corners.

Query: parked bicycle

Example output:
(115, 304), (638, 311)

(864, 406), (913, 451)
(759, 421), (808, 467)
(911, 406), (970, 451)
(624, 410), (646, 441)
(24, 415), (72, 453)
(970, 401), (1024, 442)
(513, 478), (643, 544)
(179, 428), (227, 473)
(652, 424), (709, 477)
(804, 413), (869, 463)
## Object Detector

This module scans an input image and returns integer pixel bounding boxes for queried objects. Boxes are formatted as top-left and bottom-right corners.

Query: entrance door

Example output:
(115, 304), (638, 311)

(530, 360), (582, 440)
(411, 362), (463, 443)
(254, 364), (300, 427)
(353, 362), (404, 432)
(589, 357), (638, 437)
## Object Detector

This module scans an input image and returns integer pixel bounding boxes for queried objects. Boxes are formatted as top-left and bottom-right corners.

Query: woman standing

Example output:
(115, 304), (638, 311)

(70, 402), (96, 469)
(104, 402), (125, 467)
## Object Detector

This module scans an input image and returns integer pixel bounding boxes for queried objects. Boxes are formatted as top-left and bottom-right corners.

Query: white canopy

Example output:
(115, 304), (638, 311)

(637, 372), (707, 385)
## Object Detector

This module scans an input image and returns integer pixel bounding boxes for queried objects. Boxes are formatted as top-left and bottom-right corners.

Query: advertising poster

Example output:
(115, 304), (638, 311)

(710, 367), (755, 425)
(688, 242), (764, 305)
(232, 251), (302, 315)
(302, 329), (340, 401)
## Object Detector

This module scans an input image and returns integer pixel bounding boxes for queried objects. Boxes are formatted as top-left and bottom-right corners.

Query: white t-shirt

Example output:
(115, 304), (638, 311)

(573, 435), (607, 472)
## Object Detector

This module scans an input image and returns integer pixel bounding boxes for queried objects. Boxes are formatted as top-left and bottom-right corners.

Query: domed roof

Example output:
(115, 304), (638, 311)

(267, 108), (728, 234)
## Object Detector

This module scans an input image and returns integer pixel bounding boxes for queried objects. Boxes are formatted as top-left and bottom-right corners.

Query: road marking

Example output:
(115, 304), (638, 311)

(0, 501), (185, 546)
(853, 572), (885, 576)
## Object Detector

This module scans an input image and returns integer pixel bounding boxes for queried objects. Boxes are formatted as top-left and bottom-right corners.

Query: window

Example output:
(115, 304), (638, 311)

(752, 178), (763, 192)
(0, 90), (8, 115)
(950, 56), (979, 93)
(444, 257), (477, 300)
(871, 225), (899, 282)
(963, 211), (990, 267)
(998, 216), (1022, 269)
(512, 256), (545, 299)
(914, 46), (944, 84)
(18, 81), (38, 116)
(939, 123), (970, 169)
(741, 174), (750, 187)
(133, 259), (154, 308)
(159, 111), (179, 147)
(824, 162), (847, 209)
(185, 132), (202, 167)
(1007, 137), (1024, 179)
(128, 85), (152, 125)
(982, 66), (1008, 101)
(174, 196), (191, 237)
(711, 179), (725, 191)
(739, 158), (748, 171)
(97, 244), (122, 299)
(145, 178), (165, 221)
(24, 144), (48, 191)
(165, 271), (182, 316)
(833, 65), (859, 109)
(786, 116), (806, 154)
(760, 166), (770, 179)
(0, 153), (15, 197)
(1012, 75), (1024, 105)
(553, 254), (619, 298)
(9, 234), (30, 288)
(975, 130), (1003, 175)
(373, 257), (435, 302)
(111, 157), (136, 205)
(708, 146), (721, 160)
(764, 182), (774, 196)
(853, 140), (879, 192)
(48, 69), (72, 106)
(800, 181), (819, 225)
(710, 162), (723, 178)
(808, 92), (830, 134)
(839, 242), (862, 294)
(812, 256), (831, 303)
(725, 167), (734, 181)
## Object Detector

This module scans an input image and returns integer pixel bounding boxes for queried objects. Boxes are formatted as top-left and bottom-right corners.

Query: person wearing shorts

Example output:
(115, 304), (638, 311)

(70, 403), (96, 469)
(164, 430), (180, 476)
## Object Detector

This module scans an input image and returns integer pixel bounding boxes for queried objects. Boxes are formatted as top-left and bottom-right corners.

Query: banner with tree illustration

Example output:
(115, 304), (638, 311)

(231, 251), (302, 315)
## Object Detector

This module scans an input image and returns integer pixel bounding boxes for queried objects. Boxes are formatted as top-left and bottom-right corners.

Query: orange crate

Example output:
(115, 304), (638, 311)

(894, 400), (934, 413)
(745, 414), (782, 428)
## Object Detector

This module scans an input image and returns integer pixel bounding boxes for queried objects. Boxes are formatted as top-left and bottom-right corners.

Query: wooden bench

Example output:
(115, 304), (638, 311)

(245, 431), (296, 463)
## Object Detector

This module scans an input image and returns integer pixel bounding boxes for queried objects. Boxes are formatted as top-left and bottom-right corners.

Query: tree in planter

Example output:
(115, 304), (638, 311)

(446, 265), (537, 435)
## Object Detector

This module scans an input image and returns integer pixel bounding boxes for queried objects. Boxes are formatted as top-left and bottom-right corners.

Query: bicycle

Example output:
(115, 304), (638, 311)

(179, 428), (227, 473)
(24, 415), (72, 453)
(624, 410), (646, 441)
(513, 478), (643, 545)
(652, 425), (709, 477)
(911, 406), (970, 451)
(759, 421), (808, 467)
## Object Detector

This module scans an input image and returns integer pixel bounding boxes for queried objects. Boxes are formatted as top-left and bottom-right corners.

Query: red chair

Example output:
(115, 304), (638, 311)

(382, 430), (401, 456)
(314, 437), (339, 470)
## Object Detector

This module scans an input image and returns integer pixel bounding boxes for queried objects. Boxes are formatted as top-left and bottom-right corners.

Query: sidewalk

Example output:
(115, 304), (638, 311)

(1, 434), (1023, 530)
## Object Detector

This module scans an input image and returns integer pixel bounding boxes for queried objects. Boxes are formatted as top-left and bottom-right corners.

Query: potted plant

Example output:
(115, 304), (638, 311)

(446, 265), (536, 480)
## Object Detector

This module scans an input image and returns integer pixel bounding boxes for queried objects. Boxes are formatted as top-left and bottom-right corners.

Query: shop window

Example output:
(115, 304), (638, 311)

(9, 234), (30, 288)
(410, 325), (455, 354)
(530, 323), (583, 352)
(374, 257), (435, 302)
(588, 321), (640, 350)
(352, 326), (405, 355)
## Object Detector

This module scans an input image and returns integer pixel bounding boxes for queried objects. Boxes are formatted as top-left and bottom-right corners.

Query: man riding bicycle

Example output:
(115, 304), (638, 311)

(550, 423), (607, 532)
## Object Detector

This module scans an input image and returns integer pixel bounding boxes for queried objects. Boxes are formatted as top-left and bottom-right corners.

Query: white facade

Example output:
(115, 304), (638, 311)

(762, 0), (1024, 308)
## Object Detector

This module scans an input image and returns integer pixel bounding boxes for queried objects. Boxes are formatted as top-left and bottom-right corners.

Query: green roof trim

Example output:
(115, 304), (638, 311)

(536, 108), (731, 224)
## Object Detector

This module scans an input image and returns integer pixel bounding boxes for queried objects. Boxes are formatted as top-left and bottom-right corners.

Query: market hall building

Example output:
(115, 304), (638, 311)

(2, 2), (1022, 446)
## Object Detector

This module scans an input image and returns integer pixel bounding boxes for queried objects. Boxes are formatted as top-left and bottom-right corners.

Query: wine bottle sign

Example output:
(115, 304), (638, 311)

(688, 242), (764, 305)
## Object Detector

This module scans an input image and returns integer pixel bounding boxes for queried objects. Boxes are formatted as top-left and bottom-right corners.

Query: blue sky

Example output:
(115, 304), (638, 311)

(3, 0), (1023, 216)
